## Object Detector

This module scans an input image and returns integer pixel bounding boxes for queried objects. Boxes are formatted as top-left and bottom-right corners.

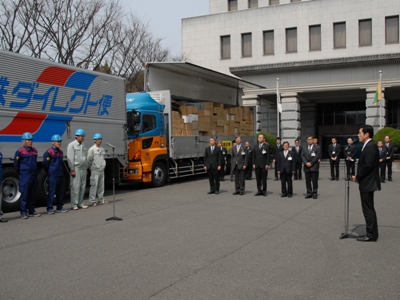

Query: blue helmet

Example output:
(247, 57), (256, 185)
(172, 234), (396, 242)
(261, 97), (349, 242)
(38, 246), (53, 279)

(93, 133), (103, 140)
(51, 134), (62, 142)
(74, 128), (85, 136)
(21, 132), (33, 141)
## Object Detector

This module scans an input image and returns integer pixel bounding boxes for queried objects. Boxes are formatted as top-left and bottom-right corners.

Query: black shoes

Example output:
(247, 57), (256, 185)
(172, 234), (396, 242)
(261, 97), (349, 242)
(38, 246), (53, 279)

(312, 194), (318, 199)
(255, 191), (263, 196)
(215, 191), (219, 195)
(281, 194), (287, 198)
(288, 194), (293, 198)
(388, 178), (393, 182)
(330, 178), (335, 181)
(207, 191), (215, 194)
(0, 218), (8, 223)
(233, 191), (240, 195)
(263, 192), (267, 197)
(305, 194), (312, 199)
(356, 235), (377, 242)
(239, 192), (244, 196)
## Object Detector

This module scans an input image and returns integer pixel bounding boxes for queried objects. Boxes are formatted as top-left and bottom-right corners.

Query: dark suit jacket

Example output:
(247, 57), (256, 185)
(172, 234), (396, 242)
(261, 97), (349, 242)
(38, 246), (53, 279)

(204, 146), (221, 170)
(230, 144), (248, 170)
(277, 150), (296, 173)
(344, 144), (357, 160)
(246, 146), (253, 160)
(291, 145), (303, 165)
(219, 147), (227, 165)
(273, 144), (283, 161)
(253, 143), (270, 168)
(356, 140), (381, 192)
(378, 146), (387, 163)
(301, 144), (321, 172)
(385, 142), (394, 160)
(328, 143), (341, 159)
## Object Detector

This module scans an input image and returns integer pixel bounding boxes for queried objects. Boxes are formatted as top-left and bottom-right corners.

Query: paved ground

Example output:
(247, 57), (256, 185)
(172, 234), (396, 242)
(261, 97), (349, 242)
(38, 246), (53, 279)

(1, 166), (399, 300)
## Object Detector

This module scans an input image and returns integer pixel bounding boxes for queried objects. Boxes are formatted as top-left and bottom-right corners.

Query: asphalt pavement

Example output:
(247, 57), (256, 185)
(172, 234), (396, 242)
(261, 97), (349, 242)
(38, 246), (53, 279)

(1, 166), (399, 300)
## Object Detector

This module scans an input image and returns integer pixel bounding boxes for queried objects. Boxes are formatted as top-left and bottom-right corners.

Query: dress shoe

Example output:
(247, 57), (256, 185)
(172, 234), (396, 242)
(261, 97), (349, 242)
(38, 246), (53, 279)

(330, 178), (335, 181)
(305, 194), (312, 199)
(281, 194), (287, 198)
(388, 178), (393, 182)
(239, 192), (244, 195)
(312, 194), (318, 199)
(288, 194), (293, 198)
(233, 191), (240, 195)
(255, 191), (263, 196)
(336, 178), (339, 181)
(299, 178), (302, 181)
(356, 235), (377, 242)
(215, 191), (219, 194)
(207, 191), (215, 194)
(263, 191), (267, 196)
(0, 218), (8, 223)
(381, 180), (385, 183)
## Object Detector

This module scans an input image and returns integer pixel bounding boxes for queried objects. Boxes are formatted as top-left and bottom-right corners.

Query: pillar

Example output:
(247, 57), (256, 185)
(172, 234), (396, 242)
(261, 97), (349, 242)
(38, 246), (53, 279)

(280, 92), (301, 145)
(366, 87), (386, 134)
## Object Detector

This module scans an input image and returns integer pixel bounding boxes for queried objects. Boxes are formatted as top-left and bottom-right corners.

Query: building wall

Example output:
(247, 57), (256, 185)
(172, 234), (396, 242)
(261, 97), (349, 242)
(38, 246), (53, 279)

(184, 0), (400, 75)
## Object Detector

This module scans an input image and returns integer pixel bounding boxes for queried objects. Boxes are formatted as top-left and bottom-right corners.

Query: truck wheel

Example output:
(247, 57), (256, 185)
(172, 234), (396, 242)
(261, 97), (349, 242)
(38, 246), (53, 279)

(37, 168), (49, 205)
(1, 168), (21, 212)
(152, 161), (166, 187)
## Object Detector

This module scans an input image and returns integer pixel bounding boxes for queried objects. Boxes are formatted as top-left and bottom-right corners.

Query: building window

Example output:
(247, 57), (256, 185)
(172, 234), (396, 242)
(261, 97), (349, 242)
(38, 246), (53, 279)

(263, 30), (274, 55)
(228, 0), (238, 11)
(249, 0), (258, 8)
(286, 27), (297, 53)
(334, 22), (346, 48)
(386, 16), (399, 44)
(309, 25), (321, 51)
(359, 19), (372, 46)
(242, 33), (252, 57)
(221, 35), (231, 59)
(269, 0), (279, 5)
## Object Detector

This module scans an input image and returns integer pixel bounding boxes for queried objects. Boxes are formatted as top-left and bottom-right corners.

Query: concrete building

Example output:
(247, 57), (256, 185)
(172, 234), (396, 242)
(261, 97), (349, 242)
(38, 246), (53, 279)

(182, 0), (400, 156)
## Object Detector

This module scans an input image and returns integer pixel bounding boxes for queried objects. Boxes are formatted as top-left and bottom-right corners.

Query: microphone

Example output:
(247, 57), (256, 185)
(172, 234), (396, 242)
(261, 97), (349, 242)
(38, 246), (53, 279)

(106, 142), (115, 149)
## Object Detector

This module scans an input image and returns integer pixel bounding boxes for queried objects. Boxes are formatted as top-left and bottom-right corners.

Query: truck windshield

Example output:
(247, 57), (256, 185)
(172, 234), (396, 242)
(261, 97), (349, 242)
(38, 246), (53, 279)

(142, 114), (156, 133)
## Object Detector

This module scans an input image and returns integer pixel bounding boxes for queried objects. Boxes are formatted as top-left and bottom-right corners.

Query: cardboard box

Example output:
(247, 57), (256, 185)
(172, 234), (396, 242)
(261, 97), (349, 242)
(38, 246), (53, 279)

(198, 123), (211, 132)
(198, 109), (211, 117)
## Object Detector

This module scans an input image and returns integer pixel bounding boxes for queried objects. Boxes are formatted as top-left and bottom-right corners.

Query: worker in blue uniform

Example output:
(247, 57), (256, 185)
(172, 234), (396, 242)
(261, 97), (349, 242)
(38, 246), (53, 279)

(43, 134), (68, 214)
(14, 132), (41, 219)
(0, 150), (8, 222)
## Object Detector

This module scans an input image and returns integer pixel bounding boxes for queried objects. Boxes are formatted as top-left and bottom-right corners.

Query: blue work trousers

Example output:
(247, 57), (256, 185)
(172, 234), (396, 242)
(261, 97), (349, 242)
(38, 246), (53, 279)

(19, 173), (37, 215)
(47, 175), (65, 211)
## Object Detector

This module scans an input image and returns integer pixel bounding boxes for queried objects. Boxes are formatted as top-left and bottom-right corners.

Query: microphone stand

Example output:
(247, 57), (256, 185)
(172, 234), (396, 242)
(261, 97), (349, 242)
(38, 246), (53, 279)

(106, 143), (122, 221)
(339, 156), (357, 239)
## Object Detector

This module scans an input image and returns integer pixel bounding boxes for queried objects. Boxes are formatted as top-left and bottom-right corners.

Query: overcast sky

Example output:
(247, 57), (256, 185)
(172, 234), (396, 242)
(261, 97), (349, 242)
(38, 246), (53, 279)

(121, 0), (209, 56)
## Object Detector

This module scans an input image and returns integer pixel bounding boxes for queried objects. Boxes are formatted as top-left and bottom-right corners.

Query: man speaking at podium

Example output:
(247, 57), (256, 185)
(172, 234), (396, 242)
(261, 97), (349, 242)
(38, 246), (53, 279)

(352, 125), (380, 242)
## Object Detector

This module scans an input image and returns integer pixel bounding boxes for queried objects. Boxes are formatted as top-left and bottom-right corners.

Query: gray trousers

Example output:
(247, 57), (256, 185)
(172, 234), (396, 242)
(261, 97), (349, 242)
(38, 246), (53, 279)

(89, 169), (104, 203)
(70, 168), (87, 207)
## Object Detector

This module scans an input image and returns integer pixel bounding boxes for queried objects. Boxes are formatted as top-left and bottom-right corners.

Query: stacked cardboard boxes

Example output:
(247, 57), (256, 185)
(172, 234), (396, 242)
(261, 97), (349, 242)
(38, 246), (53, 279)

(173, 101), (254, 137)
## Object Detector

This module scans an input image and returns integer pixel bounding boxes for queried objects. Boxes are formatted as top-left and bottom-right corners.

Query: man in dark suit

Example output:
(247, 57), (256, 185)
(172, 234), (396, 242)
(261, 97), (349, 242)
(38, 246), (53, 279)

(328, 137), (341, 181)
(302, 135), (321, 199)
(277, 142), (296, 198)
(352, 125), (380, 242)
(292, 139), (303, 180)
(245, 141), (253, 180)
(384, 135), (394, 181)
(230, 136), (248, 195)
(253, 133), (270, 196)
(377, 140), (387, 183)
(344, 138), (357, 181)
(273, 137), (282, 181)
(217, 141), (227, 181)
(204, 137), (222, 194)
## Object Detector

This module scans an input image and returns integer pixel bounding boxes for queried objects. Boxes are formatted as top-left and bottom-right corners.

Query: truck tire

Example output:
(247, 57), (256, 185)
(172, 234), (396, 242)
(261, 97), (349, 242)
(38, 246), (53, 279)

(37, 168), (49, 205)
(37, 168), (68, 206)
(152, 161), (166, 187)
(1, 168), (21, 212)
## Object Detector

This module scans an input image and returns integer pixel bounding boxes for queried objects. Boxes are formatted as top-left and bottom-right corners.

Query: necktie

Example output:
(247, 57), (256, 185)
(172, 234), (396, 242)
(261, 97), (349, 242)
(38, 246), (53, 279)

(386, 143), (389, 148)
(284, 150), (287, 157)
(333, 144), (336, 148)
(379, 148), (382, 155)
(211, 146), (214, 153)
(308, 145), (311, 151)
(237, 145), (240, 152)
